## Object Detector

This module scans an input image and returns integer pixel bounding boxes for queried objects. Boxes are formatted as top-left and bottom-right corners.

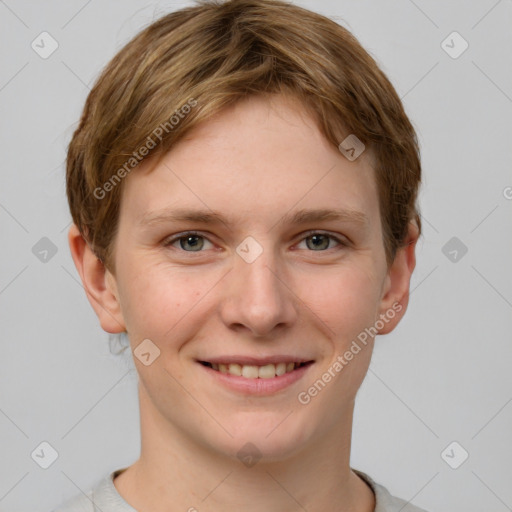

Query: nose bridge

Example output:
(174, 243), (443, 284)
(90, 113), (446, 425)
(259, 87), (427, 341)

(220, 234), (296, 336)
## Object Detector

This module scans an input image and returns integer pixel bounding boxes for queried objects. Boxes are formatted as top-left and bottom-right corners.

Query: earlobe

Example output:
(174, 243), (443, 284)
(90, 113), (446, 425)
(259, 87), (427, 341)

(68, 224), (126, 334)
(376, 222), (419, 335)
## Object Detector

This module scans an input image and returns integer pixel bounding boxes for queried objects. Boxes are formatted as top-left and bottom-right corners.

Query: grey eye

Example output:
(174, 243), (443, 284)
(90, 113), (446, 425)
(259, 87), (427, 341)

(178, 235), (205, 251)
(304, 234), (334, 251)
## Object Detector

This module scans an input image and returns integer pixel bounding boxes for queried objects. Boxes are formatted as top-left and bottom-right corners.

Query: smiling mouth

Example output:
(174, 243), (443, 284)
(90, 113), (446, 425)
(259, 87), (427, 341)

(199, 361), (313, 379)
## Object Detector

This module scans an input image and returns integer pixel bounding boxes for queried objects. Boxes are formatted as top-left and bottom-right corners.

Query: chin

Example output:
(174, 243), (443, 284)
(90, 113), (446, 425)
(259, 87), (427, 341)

(207, 413), (314, 464)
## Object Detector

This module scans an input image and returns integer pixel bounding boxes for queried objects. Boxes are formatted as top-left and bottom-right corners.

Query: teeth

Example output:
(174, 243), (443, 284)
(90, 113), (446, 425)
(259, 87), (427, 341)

(275, 362), (287, 376)
(242, 365), (259, 378)
(258, 364), (276, 379)
(228, 363), (242, 376)
(207, 362), (306, 378)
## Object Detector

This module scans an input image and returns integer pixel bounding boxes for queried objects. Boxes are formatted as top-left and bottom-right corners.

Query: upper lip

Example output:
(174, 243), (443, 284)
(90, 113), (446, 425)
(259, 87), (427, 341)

(198, 355), (314, 366)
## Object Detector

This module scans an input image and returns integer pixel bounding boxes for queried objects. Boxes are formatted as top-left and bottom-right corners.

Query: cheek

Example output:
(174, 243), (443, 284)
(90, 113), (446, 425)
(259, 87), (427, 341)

(117, 250), (384, 349)
(297, 262), (382, 340)
(117, 261), (218, 339)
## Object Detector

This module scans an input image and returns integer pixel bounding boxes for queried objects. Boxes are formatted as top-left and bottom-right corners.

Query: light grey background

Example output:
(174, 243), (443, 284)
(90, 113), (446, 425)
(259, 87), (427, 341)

(1, 1), (511, 511)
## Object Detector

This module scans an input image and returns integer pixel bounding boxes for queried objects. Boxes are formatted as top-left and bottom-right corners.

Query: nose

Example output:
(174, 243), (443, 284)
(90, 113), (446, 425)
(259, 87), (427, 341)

(219, 241), (298, 338)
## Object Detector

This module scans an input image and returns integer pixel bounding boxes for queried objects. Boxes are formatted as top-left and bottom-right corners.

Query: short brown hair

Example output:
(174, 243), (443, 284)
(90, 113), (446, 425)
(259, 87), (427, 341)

(66, 0), (421, 271)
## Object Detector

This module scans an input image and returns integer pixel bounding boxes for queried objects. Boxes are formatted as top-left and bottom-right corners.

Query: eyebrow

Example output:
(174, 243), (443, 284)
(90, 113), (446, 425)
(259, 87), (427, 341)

(138, 207), (369, 230)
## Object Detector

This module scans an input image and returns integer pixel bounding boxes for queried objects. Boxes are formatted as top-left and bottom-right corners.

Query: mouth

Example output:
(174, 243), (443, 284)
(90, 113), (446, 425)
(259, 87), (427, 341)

(198, 360), (314, 379)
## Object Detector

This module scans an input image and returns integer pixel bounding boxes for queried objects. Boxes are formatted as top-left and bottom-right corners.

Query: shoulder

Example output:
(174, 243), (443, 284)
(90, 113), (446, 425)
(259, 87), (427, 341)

(51, 468), (134, 512)
(51, 488), (94, 512)
(353, 469), (430, 512)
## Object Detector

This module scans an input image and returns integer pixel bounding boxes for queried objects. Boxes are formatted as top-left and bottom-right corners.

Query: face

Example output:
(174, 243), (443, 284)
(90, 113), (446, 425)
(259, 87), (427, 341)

(95, 94), (412, 462)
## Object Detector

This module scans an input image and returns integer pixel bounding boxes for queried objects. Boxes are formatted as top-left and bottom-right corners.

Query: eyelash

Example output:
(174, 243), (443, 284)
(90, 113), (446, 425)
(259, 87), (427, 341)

(163, 230), (348, 253)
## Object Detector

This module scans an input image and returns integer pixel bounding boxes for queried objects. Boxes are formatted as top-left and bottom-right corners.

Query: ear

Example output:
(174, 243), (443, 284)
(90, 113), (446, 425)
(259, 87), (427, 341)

(68, 224), (126, 334)
(376, 221), (419, 334)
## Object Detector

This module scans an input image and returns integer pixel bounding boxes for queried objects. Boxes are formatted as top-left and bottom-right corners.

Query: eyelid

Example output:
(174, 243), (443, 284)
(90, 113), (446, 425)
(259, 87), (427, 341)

(294, 229), (349, 249)
(163, 230), (213, 248)
(163, 230), (349, 251)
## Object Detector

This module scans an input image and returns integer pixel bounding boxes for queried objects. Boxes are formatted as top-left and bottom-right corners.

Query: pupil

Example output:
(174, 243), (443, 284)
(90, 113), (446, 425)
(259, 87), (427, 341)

(182, 235), (203, 251)
(308, 234), (328, 250)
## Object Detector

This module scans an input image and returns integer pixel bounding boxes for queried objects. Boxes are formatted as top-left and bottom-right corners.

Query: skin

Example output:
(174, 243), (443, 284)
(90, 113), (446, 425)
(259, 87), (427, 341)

(69, 93), (418, 512)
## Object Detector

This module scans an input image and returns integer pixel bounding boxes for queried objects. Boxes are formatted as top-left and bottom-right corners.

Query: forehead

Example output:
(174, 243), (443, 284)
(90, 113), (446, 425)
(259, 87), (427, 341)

(119, 94), (380, 231)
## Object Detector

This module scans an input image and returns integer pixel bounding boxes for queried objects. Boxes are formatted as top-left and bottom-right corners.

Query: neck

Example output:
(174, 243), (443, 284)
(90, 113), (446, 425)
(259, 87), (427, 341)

(114, 385), (375, 512)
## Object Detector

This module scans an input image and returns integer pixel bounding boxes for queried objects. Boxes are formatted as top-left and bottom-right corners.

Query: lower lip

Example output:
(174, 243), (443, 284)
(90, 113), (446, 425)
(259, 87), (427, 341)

(198, 362), (314, 395)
